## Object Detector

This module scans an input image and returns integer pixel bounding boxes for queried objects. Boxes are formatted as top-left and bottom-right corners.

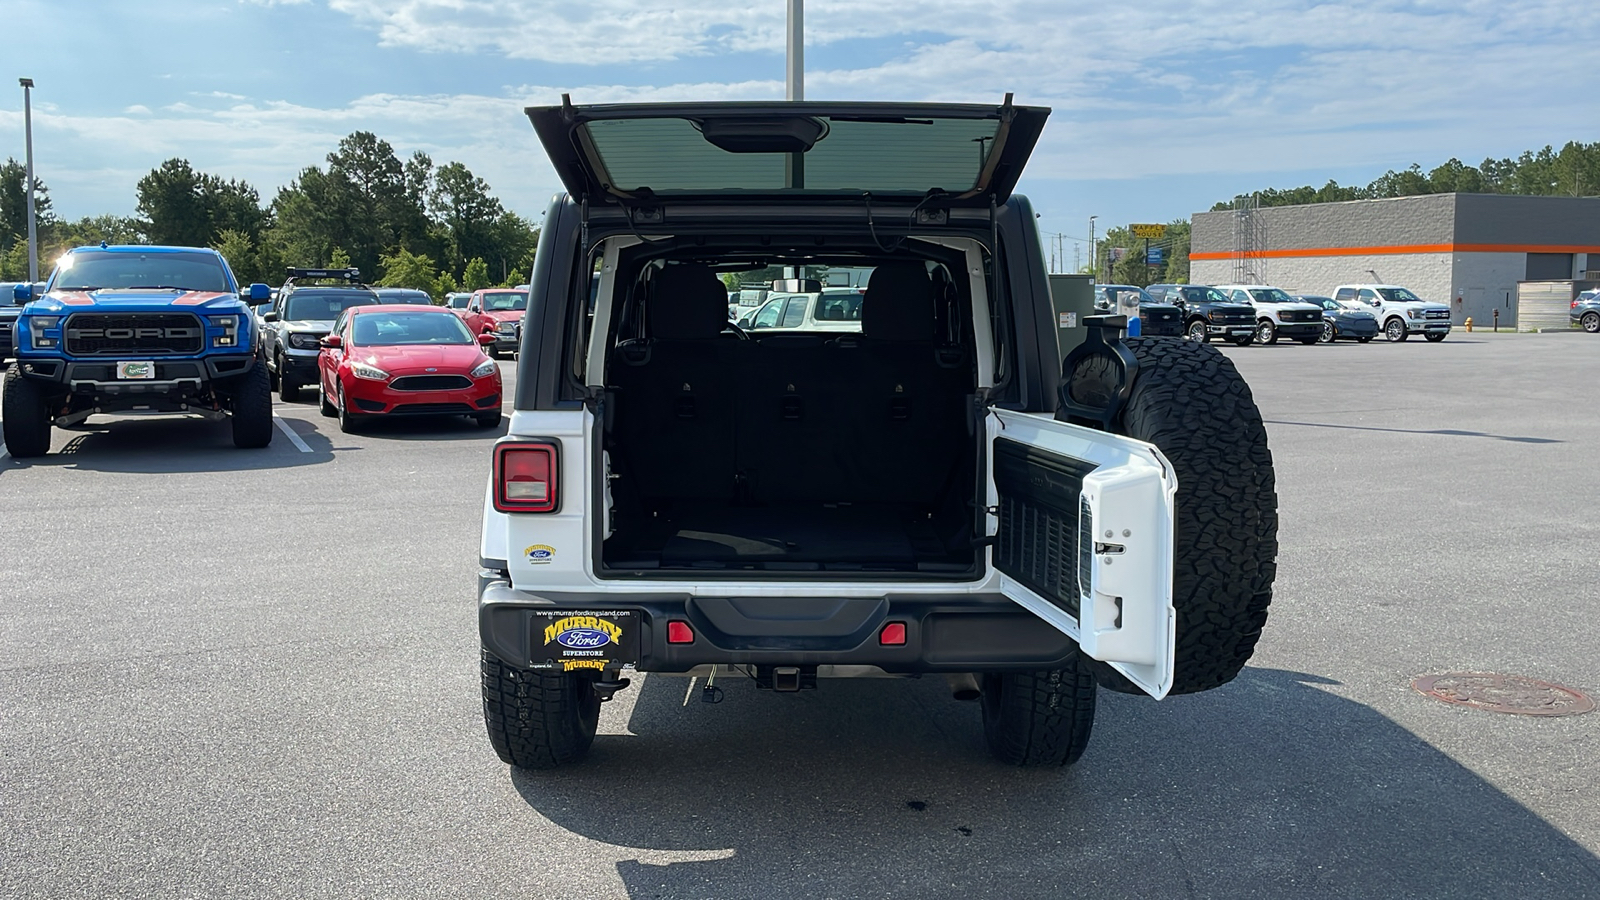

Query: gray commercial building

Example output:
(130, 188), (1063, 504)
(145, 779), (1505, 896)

(1191, 194), (1600, 328)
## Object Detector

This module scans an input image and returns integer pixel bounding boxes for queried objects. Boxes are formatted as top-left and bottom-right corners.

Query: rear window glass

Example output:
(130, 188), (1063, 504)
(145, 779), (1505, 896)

(583, 116), (1002, 194)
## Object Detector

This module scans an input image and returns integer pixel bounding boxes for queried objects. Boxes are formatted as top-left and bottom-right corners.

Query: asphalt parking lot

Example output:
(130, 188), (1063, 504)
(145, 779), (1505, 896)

(3, 334), (1598, 899)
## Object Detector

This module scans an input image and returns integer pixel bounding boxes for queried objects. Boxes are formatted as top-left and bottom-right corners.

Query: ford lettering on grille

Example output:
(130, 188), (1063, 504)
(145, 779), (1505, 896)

(64, 314), (204, 356)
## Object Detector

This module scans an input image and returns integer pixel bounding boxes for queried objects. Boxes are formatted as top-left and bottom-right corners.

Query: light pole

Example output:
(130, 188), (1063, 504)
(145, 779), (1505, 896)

(1088, 215), (1098, 283)
(20, 77), (38, 283)
(786, 0), (804, 101)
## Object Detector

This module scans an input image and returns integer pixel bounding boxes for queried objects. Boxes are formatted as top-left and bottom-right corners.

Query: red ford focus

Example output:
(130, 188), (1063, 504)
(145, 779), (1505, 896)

(317, 305), (503, 433)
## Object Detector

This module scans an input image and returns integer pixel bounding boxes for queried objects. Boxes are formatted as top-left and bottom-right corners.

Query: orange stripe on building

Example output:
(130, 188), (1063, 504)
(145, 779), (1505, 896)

(1190, 243), (1600, 261)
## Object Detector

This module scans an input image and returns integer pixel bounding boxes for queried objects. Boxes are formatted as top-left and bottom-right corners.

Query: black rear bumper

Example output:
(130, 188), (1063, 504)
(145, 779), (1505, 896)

(478, 581), (1079, 673)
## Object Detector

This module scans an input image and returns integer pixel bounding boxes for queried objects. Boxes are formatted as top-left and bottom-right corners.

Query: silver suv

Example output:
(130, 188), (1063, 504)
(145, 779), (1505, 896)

(262, 268), (379, 401)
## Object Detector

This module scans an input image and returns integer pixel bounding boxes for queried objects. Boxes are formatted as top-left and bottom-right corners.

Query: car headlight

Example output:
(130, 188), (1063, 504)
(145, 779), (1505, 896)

(350, 361), (390, 381)
(471, 359), (498, 379)
(29, 315), (61, 348)
(209, 314), (239, 348)
(1407, 309), (1423, 319)
(495, 321), (517, 334)
(289, 332), (322, 350)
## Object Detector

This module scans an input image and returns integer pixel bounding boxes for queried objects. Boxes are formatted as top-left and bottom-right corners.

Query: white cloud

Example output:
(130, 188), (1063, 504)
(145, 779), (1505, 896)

(123, 105), (151, 115)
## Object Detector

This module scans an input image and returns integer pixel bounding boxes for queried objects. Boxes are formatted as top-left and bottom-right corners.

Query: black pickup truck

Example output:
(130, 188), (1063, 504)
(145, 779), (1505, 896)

(1147, 283), (1258, 346)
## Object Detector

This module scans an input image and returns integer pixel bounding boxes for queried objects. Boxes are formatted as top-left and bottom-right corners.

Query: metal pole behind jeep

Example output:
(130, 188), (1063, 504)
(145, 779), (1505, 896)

(786, 0), (804, 101)
(20, 78), (38, 283)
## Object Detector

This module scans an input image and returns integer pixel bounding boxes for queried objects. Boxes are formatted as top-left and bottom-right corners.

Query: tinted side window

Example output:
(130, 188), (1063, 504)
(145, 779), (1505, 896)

(1358, 289), (1379, 303)
(780, 296), (808, 327)
(753, 297), (786, 328)
(1334, 288), (1354, 302)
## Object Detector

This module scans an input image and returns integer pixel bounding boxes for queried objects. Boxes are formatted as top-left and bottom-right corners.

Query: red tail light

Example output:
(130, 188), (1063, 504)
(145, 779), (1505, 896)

(494, 441), (559, 513)
(666, 621), (695, 644)
(879, 622), (907, 646)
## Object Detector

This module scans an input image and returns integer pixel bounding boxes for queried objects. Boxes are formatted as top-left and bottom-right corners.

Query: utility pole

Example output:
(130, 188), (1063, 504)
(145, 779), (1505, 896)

(20, 77), (38, 283)
(786, 0), (804, 101)
(1088, 215), (1097, 284)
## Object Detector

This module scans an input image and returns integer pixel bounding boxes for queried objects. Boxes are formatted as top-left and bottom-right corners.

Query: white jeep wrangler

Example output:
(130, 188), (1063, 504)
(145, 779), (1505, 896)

(476, 99), (1278, 769)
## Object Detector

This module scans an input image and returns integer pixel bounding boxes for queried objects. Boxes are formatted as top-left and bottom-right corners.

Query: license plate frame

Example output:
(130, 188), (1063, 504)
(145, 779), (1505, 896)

(528, 609), (641, 672)
(116, 361), (157, 380)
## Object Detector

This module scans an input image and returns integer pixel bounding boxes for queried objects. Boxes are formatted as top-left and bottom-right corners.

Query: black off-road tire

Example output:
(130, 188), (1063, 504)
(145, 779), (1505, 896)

(980, 658), (1097, 767)
(481, 649), (601, 769)
(1, 366), (55, 457)
(229, 362), (274, 449)
(1092, 337), (1278, 695)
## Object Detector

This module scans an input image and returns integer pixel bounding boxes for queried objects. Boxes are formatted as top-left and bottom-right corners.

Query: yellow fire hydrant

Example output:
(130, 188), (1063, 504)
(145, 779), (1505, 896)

(1464, 317), (1473, 332)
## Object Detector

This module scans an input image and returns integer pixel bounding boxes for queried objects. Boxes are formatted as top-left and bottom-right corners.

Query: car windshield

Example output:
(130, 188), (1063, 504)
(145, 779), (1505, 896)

(1377, 287), (1422, 303)
(481, 291), (528, 311)
(378, 291), (432, 305)
(51, 249), (231, 292)
(579, 114), (1004, 195)
(351, 311), (474, 346)
(1248, 289), (1295, 303)
(1176, 286), (1230, 304)
(285, 291), (379, 321)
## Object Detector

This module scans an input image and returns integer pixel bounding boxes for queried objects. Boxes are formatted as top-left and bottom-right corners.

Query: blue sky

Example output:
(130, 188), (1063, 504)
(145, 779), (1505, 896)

(2, 0), (1597, 264)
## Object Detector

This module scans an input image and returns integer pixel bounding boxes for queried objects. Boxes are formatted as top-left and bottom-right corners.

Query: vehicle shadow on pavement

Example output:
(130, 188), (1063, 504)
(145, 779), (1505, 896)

(511, 666), (1600, 899)
(1265, 419), (1563, 444)
(0, 417), (335, 474)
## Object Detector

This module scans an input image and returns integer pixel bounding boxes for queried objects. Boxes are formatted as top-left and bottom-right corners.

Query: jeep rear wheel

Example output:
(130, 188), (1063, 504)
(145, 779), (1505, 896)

(1, 366), (55, 457)
(980, 659), (1097, 767)
(481, 649), (601, 769)
(228, 361), (274, 449)
(1094, 337), (1277, 696)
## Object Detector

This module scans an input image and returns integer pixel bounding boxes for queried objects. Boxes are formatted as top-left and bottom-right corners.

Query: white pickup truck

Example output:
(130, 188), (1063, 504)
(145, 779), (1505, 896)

(1331, 284), (1452, 342)
(1214, 284), (1325, 345)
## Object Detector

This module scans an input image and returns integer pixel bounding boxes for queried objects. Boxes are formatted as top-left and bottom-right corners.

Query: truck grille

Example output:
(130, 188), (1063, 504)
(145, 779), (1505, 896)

(1211, 310), (1253, 325)
(64, 313), (204, 356)
(1424, 309), (1450, 320)
(1283, 309), (1319, 323)
(390, 374), (473, 391)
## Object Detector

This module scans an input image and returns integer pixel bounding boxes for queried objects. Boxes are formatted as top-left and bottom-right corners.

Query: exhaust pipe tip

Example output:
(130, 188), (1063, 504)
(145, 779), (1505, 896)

(947, 672), (982, 702)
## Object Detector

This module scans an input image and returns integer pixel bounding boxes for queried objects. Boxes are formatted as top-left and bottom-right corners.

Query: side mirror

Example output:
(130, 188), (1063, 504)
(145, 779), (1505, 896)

(262, 310), (278, 322)
(248, 283), (271, 303)
(738, 316), (753, 328)
(14, 283), (33, 304)
(320, 335), (342, 349)
(477, 333), (496, 346)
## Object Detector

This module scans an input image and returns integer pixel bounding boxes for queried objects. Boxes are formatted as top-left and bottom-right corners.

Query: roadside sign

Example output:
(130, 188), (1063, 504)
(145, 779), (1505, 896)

(1130, 223), (1167, 239)
(1147, 246), (1165, 266)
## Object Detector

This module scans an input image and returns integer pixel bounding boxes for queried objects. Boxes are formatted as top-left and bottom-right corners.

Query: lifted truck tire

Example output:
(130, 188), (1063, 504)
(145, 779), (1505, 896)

(229, 362), (274, 449)
(1089, 337), (1278, 696)
(481, 649), (601, 769)
(980, 659), (1098, 767)
(1, 366), (54, 457)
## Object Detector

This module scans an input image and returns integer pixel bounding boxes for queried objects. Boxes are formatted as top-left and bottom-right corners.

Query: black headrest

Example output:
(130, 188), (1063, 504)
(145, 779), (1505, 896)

(651, 264), (729, 341)
(862, 262), (936, 342)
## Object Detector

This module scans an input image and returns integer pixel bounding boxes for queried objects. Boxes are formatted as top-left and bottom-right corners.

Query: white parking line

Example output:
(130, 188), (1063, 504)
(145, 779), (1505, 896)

(273, 415), (313, 453)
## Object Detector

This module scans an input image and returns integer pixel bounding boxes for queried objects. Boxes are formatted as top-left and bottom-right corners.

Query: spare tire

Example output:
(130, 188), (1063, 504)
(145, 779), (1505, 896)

(1078, 336), (1278, 695)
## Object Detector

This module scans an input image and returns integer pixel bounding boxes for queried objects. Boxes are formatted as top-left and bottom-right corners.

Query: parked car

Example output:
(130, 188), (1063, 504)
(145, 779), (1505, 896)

(1214, 284), (1324, 345)
(457, 288), (527, 358)
(373, 287), (435, 306)
(262, 267), (380, 401)
(477, 99), (1278, 771)
(1569, 288), (1600, 333)
(1090, 284), (1183, 337)
(2, 247), (273, 457)
(316, 304), (502, 433)
(1146, 283), (1257, 345)
(445, 292), (472, 310)
(1330, 284), (1451, 342)
(1296, 295), (1379, 343)
(737, 287), (866, 332)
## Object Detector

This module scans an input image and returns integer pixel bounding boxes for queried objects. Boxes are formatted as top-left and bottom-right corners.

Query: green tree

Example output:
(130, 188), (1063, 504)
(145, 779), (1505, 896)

(430, 161), (504, 273)
(462, 257), (491, 292)
(212, 229), (259, 284)
(136, 159), (266, 247)
(377, 247), (441, 295)
(0, 157), (58, 254)
(330, 247), (352, 270)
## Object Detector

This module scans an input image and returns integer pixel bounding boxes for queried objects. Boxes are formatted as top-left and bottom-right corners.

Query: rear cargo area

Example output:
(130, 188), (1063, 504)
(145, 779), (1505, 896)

(600, 261), (979, 576)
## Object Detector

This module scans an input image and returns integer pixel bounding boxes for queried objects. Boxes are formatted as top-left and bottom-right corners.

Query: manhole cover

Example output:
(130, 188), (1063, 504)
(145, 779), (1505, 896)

(1412, 673), (1595, 717)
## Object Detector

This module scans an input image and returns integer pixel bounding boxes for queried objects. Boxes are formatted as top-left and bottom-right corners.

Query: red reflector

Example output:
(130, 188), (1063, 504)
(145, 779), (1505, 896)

(666, 621), (694, 644)
(879, 622), (906, 646)
(494, 443), (558, 513)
